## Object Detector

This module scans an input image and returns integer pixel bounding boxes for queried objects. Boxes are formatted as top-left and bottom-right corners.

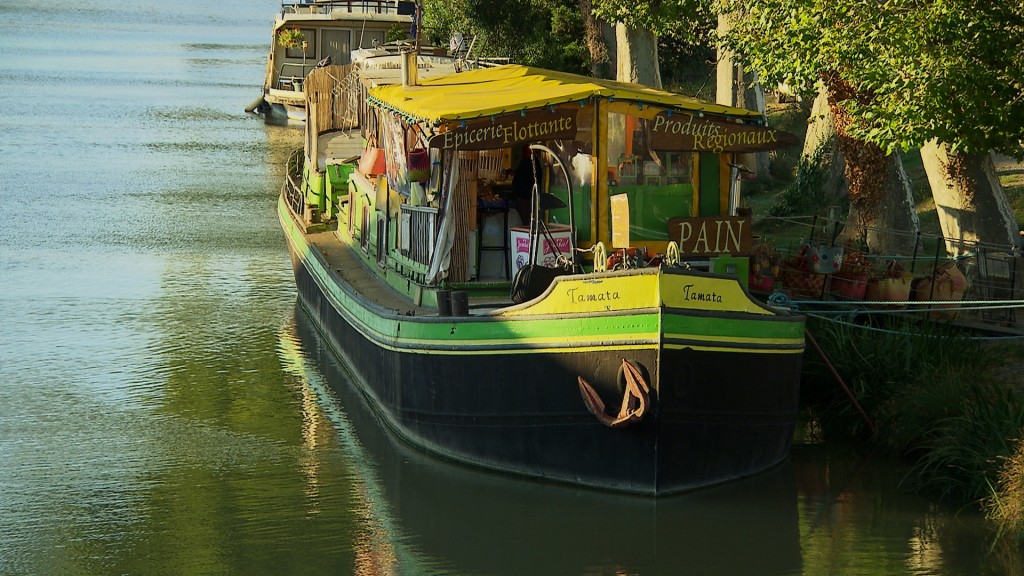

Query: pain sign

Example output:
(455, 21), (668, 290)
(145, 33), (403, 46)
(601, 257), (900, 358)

(667, 216), (752, 256)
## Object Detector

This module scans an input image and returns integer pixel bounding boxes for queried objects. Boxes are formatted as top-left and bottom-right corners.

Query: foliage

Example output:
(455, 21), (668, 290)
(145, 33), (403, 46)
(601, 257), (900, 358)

(987, 438), (1024, 533)
(657, 33), (716, 95)
(718, 0), (1024, 157)
(386, 23), (410, 43)
(802, 317), (1024, 514)
(423, 0), (723, 89)
(422, 0), (589, 73)
(277, 27), (305, 49)
(908, 384), (1024, 502)
(767, 146), (832, 217)
(591, 0), (714, 44)
(801, 317), (990, 440)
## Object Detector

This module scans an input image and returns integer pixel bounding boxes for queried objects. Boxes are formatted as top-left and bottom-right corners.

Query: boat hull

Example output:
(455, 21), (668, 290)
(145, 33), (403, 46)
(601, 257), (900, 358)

(280, 200), (804, 495)
(262, 89), (307, 123)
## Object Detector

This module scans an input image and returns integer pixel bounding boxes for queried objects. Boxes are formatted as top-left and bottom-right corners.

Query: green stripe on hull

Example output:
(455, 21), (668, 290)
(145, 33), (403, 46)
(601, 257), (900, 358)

(662, 310), (805, 353)
(281, 197), (661, 354)
(281, 196), (803, 357)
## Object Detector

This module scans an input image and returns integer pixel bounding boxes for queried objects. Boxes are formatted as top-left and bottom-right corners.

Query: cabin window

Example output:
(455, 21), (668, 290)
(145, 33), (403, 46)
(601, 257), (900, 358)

(359, 30), (386, 50)
(605, 111), (694, 241)
(284, 29), (316, 59)
(322, 29), (352, 65)
(537, 139), (593, 243)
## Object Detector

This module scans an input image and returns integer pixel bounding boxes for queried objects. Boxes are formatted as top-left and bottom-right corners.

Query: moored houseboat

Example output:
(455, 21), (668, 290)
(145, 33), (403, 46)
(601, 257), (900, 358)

(250, 0), (418, 122)
(279, 62), (806, 495)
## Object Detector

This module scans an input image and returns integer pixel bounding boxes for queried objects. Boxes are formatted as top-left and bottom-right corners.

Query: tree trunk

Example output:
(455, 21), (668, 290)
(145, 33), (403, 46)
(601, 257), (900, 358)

(826, 87), (919, 256)
(841, 153), (919, 256)
(716, 15), (768, 177)
(921, 140), (1019, 255)
(615, 24), (660, 88)
(801, 86), (847, 205)
(578, 0), (610, 78)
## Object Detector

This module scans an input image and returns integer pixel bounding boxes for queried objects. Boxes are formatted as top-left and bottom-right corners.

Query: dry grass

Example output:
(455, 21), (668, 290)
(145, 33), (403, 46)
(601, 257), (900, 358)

(988, 438), (1024, 532)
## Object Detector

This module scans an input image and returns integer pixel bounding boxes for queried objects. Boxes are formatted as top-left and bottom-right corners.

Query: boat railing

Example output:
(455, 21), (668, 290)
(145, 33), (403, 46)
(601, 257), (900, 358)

(284, 148), (306, 217)
(399, 204), (437, 268)
(281, 0), (415, 16)
(276, 62), (312, 90)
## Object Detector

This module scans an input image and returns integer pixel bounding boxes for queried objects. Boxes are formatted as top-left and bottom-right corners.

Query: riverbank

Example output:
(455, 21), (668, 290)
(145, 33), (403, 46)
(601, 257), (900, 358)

(802, 322), (1024, 539)
(757, 101), (1024, 541)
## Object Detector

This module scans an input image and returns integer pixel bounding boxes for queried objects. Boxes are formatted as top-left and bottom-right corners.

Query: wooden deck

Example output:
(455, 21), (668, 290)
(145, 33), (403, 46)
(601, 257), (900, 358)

(307, 229), (430, 316)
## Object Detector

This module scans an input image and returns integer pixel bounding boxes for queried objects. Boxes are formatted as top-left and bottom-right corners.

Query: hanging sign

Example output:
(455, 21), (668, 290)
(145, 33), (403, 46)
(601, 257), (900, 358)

(610, 193), (630, 249)
(649, 112), (799, 153)
(429, 108), (578, 150)
(667, 216), (753, 256)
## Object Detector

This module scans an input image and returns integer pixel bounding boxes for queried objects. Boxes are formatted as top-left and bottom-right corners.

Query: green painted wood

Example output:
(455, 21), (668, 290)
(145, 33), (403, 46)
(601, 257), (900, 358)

(698, 152), (720, 216)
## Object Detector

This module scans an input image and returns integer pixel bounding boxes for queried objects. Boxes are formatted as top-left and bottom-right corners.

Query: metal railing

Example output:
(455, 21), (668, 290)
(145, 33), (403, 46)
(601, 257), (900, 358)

(276, 62), (312, 90)
(282, 0), (415, 15)
(399, 204), (437, 266)
(755, 214), (1024, 332)
(283, 148), (305, 217)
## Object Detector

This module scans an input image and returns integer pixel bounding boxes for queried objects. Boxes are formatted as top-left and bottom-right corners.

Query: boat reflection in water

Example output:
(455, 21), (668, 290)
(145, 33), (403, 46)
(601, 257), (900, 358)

(279, 306), (803, 575)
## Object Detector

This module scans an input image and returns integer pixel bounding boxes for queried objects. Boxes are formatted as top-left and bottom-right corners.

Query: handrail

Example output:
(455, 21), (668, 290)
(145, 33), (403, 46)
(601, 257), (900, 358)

(281, 0), (415, 16)
(277, 62), (312, 89)
(283, 149), (306, 217)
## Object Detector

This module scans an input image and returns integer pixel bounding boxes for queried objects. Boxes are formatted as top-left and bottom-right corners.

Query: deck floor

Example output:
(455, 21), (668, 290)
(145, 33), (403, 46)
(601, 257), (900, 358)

(306, 229), (519, 317)
(307, 230), (430, 316)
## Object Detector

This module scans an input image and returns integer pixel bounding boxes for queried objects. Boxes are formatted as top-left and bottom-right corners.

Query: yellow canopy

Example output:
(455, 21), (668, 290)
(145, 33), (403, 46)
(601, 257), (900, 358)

(368, 64), (763, 123)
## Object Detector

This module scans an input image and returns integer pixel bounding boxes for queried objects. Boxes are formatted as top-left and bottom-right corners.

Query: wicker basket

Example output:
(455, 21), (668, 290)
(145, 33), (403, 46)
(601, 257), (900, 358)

(778, 256), (825, 298)
(865, 261), (913, 308)
(913, 261), (968, 319)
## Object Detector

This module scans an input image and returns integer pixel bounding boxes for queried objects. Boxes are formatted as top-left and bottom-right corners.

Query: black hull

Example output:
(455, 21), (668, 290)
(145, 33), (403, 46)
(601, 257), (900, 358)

(288, 245), (802, 495)
(291, 308), (804, 575)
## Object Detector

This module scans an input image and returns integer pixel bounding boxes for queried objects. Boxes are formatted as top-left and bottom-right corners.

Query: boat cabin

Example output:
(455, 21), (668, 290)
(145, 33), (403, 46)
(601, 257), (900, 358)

(299, 64), (797, 305)
(260, 1), (419, 120)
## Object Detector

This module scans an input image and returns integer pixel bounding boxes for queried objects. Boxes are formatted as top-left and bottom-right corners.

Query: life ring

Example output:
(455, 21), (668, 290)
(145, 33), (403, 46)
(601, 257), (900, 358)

(665, 241), (681, 267)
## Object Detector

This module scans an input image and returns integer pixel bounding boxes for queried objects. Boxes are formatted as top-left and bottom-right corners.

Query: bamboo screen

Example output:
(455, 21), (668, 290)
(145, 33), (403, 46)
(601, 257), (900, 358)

(305, 64), (356, 133)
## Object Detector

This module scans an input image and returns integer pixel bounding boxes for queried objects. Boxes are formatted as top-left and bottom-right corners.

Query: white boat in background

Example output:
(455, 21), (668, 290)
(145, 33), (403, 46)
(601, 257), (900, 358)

(249, 0), (417, 122)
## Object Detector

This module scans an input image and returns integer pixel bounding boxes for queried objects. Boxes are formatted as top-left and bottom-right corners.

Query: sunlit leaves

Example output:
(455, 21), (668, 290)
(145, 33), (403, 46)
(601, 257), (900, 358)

(719, 0), (1024, 155)
(591, 0), (714, 43)
(422, 0), (589, 72)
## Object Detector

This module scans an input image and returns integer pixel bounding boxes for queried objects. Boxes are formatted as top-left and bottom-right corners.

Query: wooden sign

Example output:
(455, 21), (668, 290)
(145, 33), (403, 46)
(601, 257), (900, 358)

(649, 112), (799, 153)
(667, 216), (752, 256)
(429, 108), (578, 150)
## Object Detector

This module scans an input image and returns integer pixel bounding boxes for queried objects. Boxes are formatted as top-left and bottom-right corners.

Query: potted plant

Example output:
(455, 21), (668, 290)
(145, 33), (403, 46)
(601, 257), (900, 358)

(277, 27), (305, 49)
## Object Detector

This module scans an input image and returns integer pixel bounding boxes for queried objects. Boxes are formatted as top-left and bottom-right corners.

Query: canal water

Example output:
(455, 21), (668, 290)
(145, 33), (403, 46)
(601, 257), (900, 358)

(0, 1), (1016, 574)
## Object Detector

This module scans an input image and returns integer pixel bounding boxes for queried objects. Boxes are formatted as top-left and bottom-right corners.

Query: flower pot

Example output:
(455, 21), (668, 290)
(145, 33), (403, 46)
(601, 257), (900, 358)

(748, 274), (775, 293)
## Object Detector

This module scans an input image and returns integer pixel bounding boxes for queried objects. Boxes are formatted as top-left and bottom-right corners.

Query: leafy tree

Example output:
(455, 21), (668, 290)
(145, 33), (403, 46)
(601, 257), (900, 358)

(422, 0), (589, 73)
(590, 0), (713, 87)
(720, 0), (1023, 156)
(591, 0), (712, 43)
(719, 0), (1024, 251)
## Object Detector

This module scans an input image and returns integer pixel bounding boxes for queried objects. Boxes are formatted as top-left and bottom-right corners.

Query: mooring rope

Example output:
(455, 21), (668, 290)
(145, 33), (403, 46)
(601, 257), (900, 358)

(802, 312), (1024, 341)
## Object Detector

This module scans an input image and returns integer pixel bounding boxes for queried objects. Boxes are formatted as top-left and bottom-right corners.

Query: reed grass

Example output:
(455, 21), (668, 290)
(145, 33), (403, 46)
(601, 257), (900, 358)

(801, 316), (1024, 533)
(986, 438), (1024, 535)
